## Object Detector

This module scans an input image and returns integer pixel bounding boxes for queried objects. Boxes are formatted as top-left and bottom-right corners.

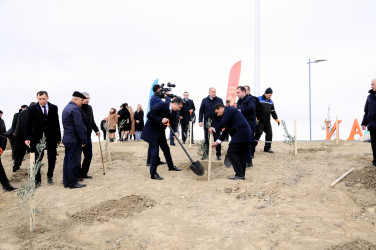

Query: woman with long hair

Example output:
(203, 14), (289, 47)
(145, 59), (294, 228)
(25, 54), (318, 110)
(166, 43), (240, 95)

(128, 106), (136, 140)
(107, 108), (118, 142)
(134, 104), (144, 141)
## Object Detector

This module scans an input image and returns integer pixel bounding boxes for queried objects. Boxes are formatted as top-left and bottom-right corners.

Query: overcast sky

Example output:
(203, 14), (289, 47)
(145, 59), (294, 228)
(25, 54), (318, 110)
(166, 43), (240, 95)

(1, 0), (375, 142)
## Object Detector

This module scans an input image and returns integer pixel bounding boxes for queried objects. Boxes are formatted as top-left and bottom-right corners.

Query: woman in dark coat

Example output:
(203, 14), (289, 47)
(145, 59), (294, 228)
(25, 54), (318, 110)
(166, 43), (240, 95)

(134, 104), (144, 141)
(119, 103), (131, 141)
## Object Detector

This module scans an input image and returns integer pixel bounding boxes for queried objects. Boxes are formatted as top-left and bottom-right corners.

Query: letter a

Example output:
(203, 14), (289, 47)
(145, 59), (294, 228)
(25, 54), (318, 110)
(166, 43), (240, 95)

(347, 119), (363, 140)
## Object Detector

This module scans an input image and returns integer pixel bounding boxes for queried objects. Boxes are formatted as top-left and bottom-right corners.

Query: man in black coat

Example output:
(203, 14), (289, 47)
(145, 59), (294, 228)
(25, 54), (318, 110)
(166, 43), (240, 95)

(199, 87), (223, 160)
(0, 135), (17, 191)
(255, 88), (280, 153)
(9, 105), (28, 162)
(209, 104), (253, 180)
(141, 98), (183, 180)
(236, 86), (257, 166)
(24, 91), (61, 186)
(12, 103), (35, 172)
(362, 79), (376, 167)
(0, 110), (6, 135)
(179, 92), (196, 144)
(80, 92), (100, 179)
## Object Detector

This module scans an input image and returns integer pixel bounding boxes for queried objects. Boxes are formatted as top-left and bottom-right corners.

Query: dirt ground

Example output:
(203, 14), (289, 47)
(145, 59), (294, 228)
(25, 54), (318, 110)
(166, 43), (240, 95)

(1, 139), (376, 250)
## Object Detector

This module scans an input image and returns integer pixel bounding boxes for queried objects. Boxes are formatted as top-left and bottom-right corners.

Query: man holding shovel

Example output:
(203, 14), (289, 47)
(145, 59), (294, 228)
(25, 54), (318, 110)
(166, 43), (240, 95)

(141, 97), (184, 180)
(209, 103), (253, 180)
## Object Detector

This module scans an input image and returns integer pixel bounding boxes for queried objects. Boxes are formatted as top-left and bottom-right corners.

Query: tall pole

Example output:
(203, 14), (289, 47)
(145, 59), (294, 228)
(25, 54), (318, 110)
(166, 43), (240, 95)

(254, 0), (260, 96)
(308, 58), (312, 141)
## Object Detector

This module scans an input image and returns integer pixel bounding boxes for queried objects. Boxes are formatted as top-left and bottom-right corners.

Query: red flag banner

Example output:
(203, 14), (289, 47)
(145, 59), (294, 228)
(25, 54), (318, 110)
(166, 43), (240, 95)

(226, 61), (241, 106)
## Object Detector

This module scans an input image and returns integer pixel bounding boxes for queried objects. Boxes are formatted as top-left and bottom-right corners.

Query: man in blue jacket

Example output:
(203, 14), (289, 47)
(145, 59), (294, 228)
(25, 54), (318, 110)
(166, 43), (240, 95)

(236, 86), (257, 166)
(362, 79), (376, 167)
(209, 103), (253, 180)
(199, 87), (223, 160)
(141, 97), (184, 180)
(179, 92), (196, 144)
(62, 91), (88, 189)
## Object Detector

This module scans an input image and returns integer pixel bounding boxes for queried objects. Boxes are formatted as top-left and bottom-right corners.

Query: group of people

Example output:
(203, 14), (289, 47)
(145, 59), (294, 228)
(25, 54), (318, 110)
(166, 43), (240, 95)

(141, 84), (279, 181)
(101, 103), (145, 142)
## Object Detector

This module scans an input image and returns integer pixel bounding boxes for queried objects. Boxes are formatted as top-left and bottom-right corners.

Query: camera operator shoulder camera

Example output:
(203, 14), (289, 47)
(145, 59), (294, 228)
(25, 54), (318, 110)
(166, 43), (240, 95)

(151, 82), (185, 106)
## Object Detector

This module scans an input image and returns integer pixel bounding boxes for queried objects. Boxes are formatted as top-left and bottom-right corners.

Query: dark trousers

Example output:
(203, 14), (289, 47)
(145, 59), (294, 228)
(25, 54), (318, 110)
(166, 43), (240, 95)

(102, 130), (107, 140)
(254, 121), (273, 151)
(170, 130), (175, 145)
(149, 134), (174, 176)
(181, 123), (188, 143)
(63, 143), (82, 188)
(147, 146), (161, 165)
(9, 136), (16, 161)
(227, 142), (250, 177)
(0, 157), (10, 188)
(13, 138), (28, 171)
(370, 130), (376, 164)
(80, 138), (92, 177)
(35, 146), (57, 184)
(204, 127), (221, 156)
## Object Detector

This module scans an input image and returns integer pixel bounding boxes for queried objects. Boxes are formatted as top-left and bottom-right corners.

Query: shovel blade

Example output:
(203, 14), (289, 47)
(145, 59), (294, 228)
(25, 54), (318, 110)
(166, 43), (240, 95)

(190, 161), (205, 176)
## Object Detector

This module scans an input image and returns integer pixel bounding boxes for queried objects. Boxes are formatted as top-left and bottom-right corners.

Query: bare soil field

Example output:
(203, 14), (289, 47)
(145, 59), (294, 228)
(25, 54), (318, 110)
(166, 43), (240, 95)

(1, 139), (376, 249)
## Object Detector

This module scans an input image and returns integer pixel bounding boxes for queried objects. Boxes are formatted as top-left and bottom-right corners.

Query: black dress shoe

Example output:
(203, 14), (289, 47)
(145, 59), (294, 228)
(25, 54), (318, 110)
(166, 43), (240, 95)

(69, 183), (86, 189)
(170, 143), (176, 146)
(217, 155), (222, 161)
(81, 175), (93, 179)
(77, 177), (83, 181)
(264, 148), (274, 154)
(3, 185), (17, 191)
(151, 174), (163, 180)
(169, 166), (182, 171)
(47, 177), (53, 184)
(157, 161), (166, 165)
(35, 182), (42, 188)
(228, 176), (245, 180)
(246, 162), (253, 168)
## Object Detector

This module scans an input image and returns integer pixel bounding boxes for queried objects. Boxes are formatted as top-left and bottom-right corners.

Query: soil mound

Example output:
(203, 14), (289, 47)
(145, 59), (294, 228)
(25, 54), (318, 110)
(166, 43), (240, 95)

(71, 195), (154, 223)
(179, 160), (229, 181)
(327, 239), (376, 250)
(345, 166), (376, 191)
(10, 169), (29, 182)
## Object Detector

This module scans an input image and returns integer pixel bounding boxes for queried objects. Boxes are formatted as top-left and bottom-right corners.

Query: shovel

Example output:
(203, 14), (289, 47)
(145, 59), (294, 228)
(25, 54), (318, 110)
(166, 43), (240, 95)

(165, 121), (205, 176)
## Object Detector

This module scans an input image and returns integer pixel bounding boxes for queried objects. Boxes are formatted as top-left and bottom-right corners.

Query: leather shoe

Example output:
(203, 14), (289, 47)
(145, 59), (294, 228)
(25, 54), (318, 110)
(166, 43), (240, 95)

(246, 162), (253, 168)
(170, 143), (176, 146)
(151, 174), (163, 180)
(81, 175), (93, 179)
(69, 183), (86, 189)
(47, 177), (53, 184)
(201, 155), (208, 160)
(264, 149), (274, 154)
(77, 177), (83, 181)
(169, 166), (182, 171)
(228, 176), (245, 180)
(157, 161), (166, 165)
(217, 156), (222, 161)
(3, 185), (17, 191)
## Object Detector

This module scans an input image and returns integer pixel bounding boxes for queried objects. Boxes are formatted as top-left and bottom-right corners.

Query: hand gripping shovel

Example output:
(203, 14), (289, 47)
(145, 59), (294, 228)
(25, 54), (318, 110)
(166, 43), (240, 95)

(165, 121), (205, 176)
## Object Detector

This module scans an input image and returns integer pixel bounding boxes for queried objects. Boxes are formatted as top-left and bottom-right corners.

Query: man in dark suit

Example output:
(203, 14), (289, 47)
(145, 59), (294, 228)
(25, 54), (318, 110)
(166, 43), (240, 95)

(199, 87), (223, 160)
(141, 97), (184, 180)
(209, 103), (254, 180)
(12, 103), (35, 172)
(179, 92), (196, 144)
(62, 91), (88, 189)
(24, 91), (61, 186)
(236, 86), (257, 166)
(9, 105), (28, 162)
(0, 110), (6, 135)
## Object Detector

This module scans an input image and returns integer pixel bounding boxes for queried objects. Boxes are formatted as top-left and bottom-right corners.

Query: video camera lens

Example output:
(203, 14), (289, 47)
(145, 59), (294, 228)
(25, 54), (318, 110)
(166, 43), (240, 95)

(167, 82), (176, 88)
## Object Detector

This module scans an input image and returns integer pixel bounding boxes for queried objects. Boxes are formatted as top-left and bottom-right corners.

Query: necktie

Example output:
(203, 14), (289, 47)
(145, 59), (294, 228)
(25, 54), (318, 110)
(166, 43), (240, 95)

(43, 106), (47, 116)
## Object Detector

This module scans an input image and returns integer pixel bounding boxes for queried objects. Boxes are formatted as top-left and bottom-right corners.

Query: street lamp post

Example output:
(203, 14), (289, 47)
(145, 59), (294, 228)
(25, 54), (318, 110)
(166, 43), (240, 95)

(307, 58), (327, 141)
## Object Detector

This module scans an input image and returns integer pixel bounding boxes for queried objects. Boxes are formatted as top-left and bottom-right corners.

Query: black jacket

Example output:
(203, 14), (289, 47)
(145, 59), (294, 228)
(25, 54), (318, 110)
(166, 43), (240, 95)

(180, 99), (196, 124)
(215, 106), (253, 144)
(257, 95), (278, 123)
(237, 94), (258, 132)
(0, 118), (5, 135)
(362, 89), (376, 131)
(81, 104), (99, 138)
(0, 135), (7, 151)
(100, 120), (107, 131)
(11, 111), (21, 134)
(25, 102), (61, 149)
(134, 110), (144, 131)
(199, 96), (223, 127)
(15, 109), (29, 139)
